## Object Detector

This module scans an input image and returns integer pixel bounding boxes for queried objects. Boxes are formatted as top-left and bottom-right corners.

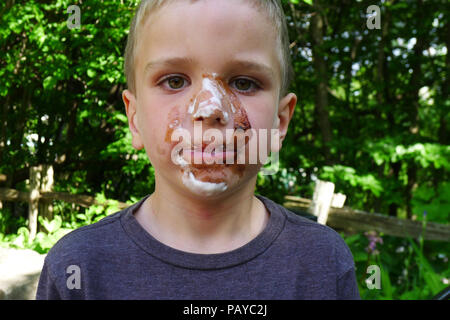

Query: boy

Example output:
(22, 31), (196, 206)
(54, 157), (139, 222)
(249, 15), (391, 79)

(37, 0), (360, 299)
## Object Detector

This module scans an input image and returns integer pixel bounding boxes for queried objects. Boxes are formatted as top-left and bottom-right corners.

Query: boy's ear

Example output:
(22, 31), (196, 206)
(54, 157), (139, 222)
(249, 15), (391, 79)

(122, 89), (144, 150)
(274, 92), (297, 150)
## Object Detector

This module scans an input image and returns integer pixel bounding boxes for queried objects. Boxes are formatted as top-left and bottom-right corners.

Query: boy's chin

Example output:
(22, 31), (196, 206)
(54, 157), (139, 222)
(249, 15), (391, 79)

(182, 164), (260, 198)
(178, 163), (258, 198)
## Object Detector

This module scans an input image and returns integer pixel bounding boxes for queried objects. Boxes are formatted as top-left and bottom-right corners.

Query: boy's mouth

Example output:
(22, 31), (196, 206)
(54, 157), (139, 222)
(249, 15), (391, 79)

(198, 141), (237, 152)
(187, 150), (236, 163)
(183, 141), (239, 164)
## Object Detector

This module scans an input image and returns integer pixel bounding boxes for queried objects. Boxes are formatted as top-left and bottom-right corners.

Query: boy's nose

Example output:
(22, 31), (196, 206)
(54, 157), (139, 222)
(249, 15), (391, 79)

(189, 79), (231, 127)
(192, 100), (229, 126)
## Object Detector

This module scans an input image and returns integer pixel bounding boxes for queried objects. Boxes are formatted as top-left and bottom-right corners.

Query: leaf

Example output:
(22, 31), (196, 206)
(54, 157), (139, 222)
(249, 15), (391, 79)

(87, 69), (97, 78)
(40, 216), (62, 234)
(380, 263), (394, 299)
(76, 214), (87, 220)
(43, 76), (57, 90)
(115, 113), (128, 123)
(353, 251), (368, 262)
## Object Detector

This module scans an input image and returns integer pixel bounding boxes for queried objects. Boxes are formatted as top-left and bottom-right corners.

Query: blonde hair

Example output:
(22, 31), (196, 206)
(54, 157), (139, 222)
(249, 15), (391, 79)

(124, 0), (293, 97)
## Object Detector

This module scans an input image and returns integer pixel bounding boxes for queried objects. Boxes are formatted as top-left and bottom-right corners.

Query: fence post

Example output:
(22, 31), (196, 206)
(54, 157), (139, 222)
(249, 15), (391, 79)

(0, 174), (5, 211)
(309, 180), (335, 225)
(28, 166), (41, 241)
(331, 193), (346, 209)
(39, 164), (54, 223)
(28, 165), (54, 239)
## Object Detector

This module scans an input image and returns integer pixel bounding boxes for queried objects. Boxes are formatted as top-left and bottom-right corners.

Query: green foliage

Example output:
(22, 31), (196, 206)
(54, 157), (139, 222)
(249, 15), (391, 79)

(344, 232), (449, 300)
(0, 206), (27, 235)
(0, 193), (123, 254)
(74, 193), (122, 224)
(367, 140), (450, 170)
(412, 182), (450, 223)
(0, 223), (73, 254)
(320, 165), (383, 197)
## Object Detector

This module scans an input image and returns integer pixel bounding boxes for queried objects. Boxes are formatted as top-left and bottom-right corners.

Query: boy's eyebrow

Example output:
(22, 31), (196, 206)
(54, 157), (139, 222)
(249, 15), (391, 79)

(226, 59), (275, 78)
(144, 57), (196, 74)
(144, 57), (275, 78)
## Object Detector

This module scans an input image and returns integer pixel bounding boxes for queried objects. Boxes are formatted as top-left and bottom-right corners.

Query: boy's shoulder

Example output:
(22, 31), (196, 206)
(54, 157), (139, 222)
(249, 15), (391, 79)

(43, 203), (133, 270)
(259, 194), (347, 243)
(258, 195), (355, 273)
(284, 205), (350, 252)
(54, 210), (122, 246)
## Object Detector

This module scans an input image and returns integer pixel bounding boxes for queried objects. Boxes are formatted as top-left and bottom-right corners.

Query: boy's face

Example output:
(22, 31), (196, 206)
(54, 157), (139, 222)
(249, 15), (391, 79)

(123, 0), (296, 198)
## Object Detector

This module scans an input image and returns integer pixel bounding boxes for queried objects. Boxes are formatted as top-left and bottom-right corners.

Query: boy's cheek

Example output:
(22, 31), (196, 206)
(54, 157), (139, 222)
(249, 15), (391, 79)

(247, 105), (278, 131)
(142, 136), (172, 168)
(143, 116), (181, 161)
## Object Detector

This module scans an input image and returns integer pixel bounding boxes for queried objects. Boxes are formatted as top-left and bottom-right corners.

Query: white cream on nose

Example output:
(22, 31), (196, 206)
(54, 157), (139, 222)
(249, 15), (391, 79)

(188, 77), (231, 123)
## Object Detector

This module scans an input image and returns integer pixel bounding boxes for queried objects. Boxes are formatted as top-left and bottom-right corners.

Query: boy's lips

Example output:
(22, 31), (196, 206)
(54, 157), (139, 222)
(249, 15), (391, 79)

(182, 149), (237, 163)
(175, 141), (234, 163)
(198, 141), (236, 152)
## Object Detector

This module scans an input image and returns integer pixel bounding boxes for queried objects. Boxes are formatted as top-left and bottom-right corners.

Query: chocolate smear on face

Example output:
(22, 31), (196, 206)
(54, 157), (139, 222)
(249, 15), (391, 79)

(156, 144), (166, 156)
(164, 105), (182, 143)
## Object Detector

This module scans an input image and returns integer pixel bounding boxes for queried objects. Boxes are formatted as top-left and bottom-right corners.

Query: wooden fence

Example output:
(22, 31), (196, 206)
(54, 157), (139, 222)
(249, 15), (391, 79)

(0, 166), (449, 242)
(284, 180), (450, 242)
(0, 165), (127, 240)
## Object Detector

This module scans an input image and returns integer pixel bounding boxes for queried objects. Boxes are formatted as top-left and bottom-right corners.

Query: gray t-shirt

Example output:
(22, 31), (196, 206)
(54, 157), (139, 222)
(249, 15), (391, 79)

(36, 195), (360, 299)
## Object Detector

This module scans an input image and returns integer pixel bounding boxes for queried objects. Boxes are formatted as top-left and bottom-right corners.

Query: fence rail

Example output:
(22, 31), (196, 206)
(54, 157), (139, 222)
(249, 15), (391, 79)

(0, 188), (128, 209)
(284, 195), (450, 242)
(0, 165), (129, 239)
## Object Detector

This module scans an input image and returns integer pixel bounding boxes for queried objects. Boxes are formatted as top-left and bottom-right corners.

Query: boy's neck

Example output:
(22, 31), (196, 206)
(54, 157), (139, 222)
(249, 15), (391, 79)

(133, 176), (269, 254)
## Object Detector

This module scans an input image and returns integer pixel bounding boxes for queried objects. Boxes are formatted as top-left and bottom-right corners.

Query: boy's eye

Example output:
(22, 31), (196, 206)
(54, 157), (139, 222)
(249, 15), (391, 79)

(231, 78), (260, 93)
(158, 75), (188, 90)
(168, 77), (185, 89)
